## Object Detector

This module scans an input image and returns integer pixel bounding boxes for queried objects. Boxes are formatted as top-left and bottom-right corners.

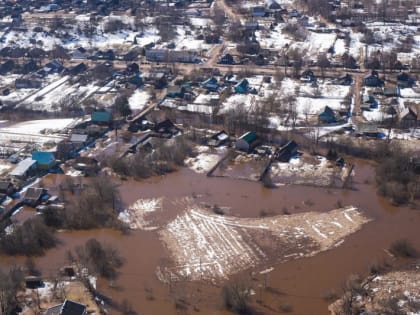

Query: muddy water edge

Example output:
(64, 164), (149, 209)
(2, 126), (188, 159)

(1, 158), (419, 315)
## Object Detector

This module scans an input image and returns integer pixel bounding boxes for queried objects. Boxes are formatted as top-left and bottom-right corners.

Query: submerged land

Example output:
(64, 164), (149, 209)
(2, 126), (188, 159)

(0, 0), (419, 314)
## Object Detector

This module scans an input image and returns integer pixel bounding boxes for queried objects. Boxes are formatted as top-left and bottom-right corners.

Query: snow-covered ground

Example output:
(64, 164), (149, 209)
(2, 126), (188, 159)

(118, 198), (163, 230)
(128, 89), (151, 112)
(158, 198), (369, 282)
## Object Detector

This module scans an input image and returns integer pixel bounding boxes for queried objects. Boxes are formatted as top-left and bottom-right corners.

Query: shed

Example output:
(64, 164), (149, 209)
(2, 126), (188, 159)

(166, 85), (185, 98)
(234, 79), (250, 94)
(15, 78), (41, 89)
(24, 187), (47, 207)
(235, 131), (259, 152)
(219, 53), (234, 65)
(70, 134), (88, 144)
(0, 180), (14, 195)
(32, 151), (56, 170)
(397, 72), (415, 89)
(201, 77), (219, 92)
(10, 158), (37, 179)
(25, 276), (43, 289)
(208, 130), (229, 147)
(91, 111), (112, 124)
(277, 140), (298, 162)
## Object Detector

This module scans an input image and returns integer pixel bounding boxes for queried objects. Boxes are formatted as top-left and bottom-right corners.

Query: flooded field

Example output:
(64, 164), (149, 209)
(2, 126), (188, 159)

(1, 159), (419, 315)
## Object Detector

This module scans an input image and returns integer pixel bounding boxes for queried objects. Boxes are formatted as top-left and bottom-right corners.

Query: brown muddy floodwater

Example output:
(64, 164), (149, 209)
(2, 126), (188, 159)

(1, 159), (420, 315)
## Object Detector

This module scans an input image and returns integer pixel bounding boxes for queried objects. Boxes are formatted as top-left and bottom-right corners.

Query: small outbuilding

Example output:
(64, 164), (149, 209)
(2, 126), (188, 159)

(235, 131), (259, 152)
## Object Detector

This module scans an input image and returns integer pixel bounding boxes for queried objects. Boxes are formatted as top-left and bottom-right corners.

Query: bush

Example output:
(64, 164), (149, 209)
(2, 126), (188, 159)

(222, 281), (255, 315)
(389, 239), (418, 258)
(0, 217), (57, 256)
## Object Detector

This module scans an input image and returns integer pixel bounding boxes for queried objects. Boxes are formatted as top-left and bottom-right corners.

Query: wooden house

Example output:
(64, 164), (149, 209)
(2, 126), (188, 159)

(319, 106), (337, 124)
(397, 72), (415, 89)
(0, 180), (15, 196)
(364, 72), (384, 87)
(44, 300), (87, 315)
(24, 187), (47, 207)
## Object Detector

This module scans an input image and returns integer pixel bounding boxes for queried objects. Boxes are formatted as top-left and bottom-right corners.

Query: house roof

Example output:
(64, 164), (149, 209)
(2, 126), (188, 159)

(60, 299), (86, 315)
(24, 187), (45, 201)
(239, 131), (258, 144)
(91, 111), (111, 123)
(32, 151), (55, 165)
(10, 158), (37, 176)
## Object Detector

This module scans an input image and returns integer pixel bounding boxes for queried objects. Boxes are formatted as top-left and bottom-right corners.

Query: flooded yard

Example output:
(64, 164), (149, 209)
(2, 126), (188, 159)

(1, 159), (419, 315)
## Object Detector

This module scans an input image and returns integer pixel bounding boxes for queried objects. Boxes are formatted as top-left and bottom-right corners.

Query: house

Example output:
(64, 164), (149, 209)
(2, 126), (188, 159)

(72, 47), (88, 60)
(15, 78), (41, 89)
(22, 60), (38, 74)
(0, 180), (15, 196)
(208, 130), (229, 147)
(235, 131), (259, 152)
(44, 60), (64, 74)
(146, 49), (200, 63)
(319, 106), (337, 124)
(91, 111), (112, 124)
(44, 300), (87, 315)
(166, 85), (185, 98)
(361, 95), (378, 110)
(142, 71), (167, 89)
(400, 104), (419, 128)
(234, 79), (250, 94)
(94, 49), (115, 61)
(10, 158), (37, 179)
(154, 119), (181, 137)
(32, 151), (56, 170)
(68, 62), (87, 76)
(252, 6), (267, 17)
(397, 72), (415, 89)
(277, 140), (298, 162)
(24, 187), (47, 207)
(219, 53), (234, 65)
(201, 77), (219, 92)
(0, 59), (15, 74)
(266, 0), (282, 10)
(364, 71), (384, 87)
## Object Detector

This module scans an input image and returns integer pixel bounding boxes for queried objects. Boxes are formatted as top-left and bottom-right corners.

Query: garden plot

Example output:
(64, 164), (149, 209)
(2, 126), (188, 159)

(158, 198), (369, 282)
(119, 198), (163, 230)
(0, 118), (76, 151)
(270, 156), (351, 187)
(185, 146), (226, 174)
(212, 152), (269, 181)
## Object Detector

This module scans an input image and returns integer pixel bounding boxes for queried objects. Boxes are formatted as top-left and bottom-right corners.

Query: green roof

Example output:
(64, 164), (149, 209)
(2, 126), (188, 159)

(240, 131), (258, 144)
(91, 111), (111, 123)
